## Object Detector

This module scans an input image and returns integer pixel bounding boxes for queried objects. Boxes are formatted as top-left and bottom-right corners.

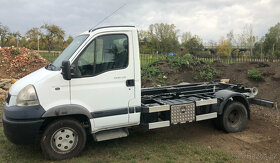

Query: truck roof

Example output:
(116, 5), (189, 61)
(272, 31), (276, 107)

(80, 25), (136, 36)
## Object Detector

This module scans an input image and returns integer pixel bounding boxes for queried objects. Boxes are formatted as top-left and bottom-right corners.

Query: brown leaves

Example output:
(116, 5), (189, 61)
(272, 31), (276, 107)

(0, 47), (49, 78)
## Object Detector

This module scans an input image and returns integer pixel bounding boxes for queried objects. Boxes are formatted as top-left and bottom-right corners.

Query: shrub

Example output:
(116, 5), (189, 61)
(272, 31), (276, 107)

(248, 69), (262, 80)
(167, 56), (184, 67)
(182, 54), (193, 62)
(200, 71), (213, 81)
(11, 48), (20, 55)
(141, 65), (160, 81)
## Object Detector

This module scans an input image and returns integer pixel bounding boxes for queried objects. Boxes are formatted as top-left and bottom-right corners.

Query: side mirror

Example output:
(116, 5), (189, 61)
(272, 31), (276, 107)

(61, 61), (71, 80)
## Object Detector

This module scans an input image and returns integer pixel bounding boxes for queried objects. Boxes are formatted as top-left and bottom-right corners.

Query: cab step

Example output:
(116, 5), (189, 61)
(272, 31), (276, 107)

(93, 128), (129, 142)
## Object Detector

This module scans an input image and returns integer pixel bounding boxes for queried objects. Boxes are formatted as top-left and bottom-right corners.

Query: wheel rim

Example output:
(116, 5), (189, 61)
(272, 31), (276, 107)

(50, 127), (78, 154)
(228, 109), (241, 126)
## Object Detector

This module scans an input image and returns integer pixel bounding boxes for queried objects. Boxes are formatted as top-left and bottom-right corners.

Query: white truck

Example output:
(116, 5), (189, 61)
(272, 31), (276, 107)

(2, 26), (275, 160)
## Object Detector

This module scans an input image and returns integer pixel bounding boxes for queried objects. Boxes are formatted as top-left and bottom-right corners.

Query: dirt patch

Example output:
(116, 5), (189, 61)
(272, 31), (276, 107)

(141, 60), (280, 162)
(0, 47), (48, 78)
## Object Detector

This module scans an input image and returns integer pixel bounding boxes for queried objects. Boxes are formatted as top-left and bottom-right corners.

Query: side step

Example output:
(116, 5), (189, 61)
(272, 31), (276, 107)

(93, 128), (129, 142)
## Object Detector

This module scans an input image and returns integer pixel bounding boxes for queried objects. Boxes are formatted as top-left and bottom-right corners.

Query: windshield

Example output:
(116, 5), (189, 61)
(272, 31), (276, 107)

(49, 34), (89, 70)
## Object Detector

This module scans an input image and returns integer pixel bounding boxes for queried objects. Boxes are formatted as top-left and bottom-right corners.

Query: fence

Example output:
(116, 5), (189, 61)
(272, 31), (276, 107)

(140, 54), (167, 67)
(193, 57), (280, 64)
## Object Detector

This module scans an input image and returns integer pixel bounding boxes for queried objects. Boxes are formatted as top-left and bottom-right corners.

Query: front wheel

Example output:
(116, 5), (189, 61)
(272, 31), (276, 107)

(221, 102), (248, 133)
(41, 118), (87, 160)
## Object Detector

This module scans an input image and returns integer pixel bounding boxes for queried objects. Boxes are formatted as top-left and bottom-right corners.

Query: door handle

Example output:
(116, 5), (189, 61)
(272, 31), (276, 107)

(126, 79), (135, 87)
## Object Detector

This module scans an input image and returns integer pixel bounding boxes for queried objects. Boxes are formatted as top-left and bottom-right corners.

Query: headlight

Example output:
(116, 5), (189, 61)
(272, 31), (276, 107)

(16, 85), (39, 106)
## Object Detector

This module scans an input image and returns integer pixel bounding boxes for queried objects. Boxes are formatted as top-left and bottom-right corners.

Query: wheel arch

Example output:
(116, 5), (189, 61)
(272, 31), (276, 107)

(216, 90), (250, 119)
(41, 104), (92, 134)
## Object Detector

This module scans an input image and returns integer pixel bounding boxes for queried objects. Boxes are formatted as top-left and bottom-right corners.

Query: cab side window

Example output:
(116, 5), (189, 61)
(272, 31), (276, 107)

(74, 40), (95, 77)
(73, 34), (128, 78)
(95, 34), (128, 74)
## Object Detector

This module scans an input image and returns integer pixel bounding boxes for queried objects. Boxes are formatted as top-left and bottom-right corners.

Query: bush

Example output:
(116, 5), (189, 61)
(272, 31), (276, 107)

(248, 69), (262, 80)
(200, 71), (213, 81)
(11, 48), (20, 55)
(141, 65), (160, 81)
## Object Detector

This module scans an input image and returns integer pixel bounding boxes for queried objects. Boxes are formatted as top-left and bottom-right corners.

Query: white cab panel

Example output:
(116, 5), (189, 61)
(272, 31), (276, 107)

(70, 31), (136, 130)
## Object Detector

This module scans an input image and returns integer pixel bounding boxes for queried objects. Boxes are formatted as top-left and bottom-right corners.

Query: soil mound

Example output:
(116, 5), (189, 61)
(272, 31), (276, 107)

(142, 59), (280, 104)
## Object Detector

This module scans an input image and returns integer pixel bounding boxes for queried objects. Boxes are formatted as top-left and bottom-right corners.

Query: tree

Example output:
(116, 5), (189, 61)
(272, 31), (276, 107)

(64, 35), (74, 49)
(217, 38), (233, 58)
(0, 22), (11, 47)
(226, 30), (236, 46)
(181, 32), (192, 43)
(11, 32), (22, 47)
(138, 30), (154, 54)
(147, 23), (180, 54)
(263, 22), (280, 58)
(244, 25), (256, 57)
(26, 27), (41, 40)
(182, 35), (204, 55)
(26, 27), (43, 50)
(40, 24), (65, 52)
(254, 37), (265, 58)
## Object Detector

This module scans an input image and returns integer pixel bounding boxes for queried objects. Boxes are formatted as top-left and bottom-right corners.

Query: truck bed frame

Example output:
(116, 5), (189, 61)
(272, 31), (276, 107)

(140, 82), (275, 129)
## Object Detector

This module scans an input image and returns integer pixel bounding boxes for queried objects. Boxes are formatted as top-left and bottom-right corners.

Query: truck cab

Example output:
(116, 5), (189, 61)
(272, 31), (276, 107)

(2, 26), (275, 160)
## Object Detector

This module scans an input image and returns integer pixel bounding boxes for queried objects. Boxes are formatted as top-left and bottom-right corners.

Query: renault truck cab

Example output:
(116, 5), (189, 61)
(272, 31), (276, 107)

(3, 26), (141, 160)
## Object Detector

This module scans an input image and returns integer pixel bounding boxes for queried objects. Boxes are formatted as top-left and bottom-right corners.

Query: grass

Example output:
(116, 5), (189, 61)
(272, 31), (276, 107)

(39, 52), (60, 62)
(0, 103), (234, 163)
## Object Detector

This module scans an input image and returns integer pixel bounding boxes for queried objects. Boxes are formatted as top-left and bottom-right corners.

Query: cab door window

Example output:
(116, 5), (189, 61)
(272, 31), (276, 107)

(95, 34), (128, 74)
(73, 40), (95, 77)
(73, 34), (128, 78)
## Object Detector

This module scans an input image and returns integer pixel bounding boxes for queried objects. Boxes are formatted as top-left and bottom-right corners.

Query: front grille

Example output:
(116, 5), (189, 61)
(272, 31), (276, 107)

(6, 93), (11, 104)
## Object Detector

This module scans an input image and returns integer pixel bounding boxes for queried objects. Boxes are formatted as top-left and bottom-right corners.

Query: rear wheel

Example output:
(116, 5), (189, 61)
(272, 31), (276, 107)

(221, 102), (248, 133)
(41, 118), (87, 160)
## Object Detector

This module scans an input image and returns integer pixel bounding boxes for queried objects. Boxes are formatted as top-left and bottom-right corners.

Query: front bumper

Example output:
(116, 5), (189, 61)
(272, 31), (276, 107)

(2, 103), (45, 145)
(2, 113), (44, 144)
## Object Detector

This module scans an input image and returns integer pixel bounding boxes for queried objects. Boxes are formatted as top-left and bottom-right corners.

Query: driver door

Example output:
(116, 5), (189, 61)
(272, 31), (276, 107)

(70, 32), (135, 132)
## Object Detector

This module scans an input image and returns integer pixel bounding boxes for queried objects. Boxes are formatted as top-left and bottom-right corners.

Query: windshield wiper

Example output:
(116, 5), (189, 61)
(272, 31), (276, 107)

(45, 63), (56, 70)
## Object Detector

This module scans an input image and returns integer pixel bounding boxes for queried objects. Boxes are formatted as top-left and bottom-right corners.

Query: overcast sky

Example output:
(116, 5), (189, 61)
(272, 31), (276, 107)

(0, 0), (279, 42)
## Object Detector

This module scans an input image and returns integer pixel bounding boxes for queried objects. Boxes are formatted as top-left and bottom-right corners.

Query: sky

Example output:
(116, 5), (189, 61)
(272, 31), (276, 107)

(0, 0), (279, 42)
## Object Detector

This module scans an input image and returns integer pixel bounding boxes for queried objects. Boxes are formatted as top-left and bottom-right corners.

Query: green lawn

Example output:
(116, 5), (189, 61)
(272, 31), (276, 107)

(39, 52), (60, 62)
(0, 101), (234, 163)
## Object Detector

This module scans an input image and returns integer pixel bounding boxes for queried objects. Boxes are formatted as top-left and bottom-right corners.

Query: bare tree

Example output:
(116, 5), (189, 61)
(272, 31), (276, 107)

(0, 22), (10, 47)
(246, 24), (255, 57)
(226, 30), (236, 46)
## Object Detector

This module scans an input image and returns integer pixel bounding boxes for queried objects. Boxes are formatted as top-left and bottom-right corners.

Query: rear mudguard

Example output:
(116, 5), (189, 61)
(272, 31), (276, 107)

(215, 89), (250, 119)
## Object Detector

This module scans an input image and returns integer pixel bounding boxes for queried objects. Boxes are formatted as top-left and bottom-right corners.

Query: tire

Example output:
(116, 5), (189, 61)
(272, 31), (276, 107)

(213, 115), (223, 130)
(221, 102), (248, 133)
(41, 118), (87, 160)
